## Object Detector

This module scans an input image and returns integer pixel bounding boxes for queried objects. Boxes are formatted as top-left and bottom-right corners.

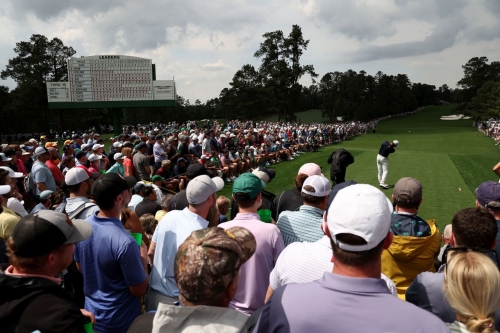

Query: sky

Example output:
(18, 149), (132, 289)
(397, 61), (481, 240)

(1, 0), (500, 102)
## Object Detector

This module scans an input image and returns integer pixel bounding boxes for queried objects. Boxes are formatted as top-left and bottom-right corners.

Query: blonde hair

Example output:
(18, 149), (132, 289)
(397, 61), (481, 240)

(121, 147), (132, 158)
(444, 251), (500, 333)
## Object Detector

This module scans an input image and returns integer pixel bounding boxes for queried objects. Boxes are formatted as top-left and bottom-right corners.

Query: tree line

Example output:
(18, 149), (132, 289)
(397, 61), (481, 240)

(0, 27), (496, 134)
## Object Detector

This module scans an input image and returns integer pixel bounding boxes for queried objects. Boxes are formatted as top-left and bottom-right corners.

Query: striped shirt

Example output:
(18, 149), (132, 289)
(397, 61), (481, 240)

(277, 205), (325, 247)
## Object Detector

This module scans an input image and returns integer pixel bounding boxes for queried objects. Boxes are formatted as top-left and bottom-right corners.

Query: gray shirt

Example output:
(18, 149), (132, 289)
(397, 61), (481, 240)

(256, 272), (450, 333)
(406, 271), (500, 330)
(133, 152), (150, 181)
(64, 196), (100, 220)
(32, 161), (56, 194)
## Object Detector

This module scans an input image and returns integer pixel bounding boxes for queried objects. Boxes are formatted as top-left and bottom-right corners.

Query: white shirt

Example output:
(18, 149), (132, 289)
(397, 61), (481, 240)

(269, 236), (398, 296)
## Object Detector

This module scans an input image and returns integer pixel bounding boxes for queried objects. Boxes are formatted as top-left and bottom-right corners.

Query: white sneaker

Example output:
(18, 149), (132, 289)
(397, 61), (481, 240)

(379, 183), (389, 189)
(271, 160), (276, 164)
(289, 157), (294, 160)
(265, 163), (271, 167)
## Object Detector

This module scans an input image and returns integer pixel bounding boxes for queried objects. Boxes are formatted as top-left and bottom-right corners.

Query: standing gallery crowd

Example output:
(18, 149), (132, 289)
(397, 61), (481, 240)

(1, 114), (500, 333)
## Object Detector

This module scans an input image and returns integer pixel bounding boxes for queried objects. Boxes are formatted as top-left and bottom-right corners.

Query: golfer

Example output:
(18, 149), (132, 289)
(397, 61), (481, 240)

(377, 140), (399, 189)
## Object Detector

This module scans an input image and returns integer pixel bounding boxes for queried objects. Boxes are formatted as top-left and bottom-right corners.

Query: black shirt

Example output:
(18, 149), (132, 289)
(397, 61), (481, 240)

(169, 190), (189, 211)
(134, 198), (162, 218)
(378, 140), (395, 158)
(273, 187), (303, 221)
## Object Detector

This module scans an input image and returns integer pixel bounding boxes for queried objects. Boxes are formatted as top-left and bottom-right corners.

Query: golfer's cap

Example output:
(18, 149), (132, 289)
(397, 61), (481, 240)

(327, 184), (393, 252)
(393, 140), (399, 146)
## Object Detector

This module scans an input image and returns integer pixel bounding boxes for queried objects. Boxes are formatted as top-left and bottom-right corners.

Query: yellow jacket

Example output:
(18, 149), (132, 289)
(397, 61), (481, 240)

(382, 219), (441, 300)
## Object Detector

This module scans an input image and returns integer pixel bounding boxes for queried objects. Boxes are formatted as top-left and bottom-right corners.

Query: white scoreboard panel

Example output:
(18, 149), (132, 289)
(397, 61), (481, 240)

(47, 82), (70, 102)
(67, 55), (153, 102)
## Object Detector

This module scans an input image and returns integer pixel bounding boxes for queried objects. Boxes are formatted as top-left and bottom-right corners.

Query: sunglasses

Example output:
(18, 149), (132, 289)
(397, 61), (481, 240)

(443, 247), (499, 268)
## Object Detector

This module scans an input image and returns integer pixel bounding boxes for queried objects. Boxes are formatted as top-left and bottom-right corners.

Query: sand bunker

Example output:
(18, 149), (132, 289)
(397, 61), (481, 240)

(440, 114), (471, 120)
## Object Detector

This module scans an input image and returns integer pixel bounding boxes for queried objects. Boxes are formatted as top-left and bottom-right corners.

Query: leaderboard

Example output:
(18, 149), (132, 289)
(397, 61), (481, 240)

(67, 55), (153, 102)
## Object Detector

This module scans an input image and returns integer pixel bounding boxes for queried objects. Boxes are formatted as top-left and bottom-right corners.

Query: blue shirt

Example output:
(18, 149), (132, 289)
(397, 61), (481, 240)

(150, 208), (209, 297)
(74, 212), (146, 333)
(31, 161), (56, 194)
(277, 205), (325, 247)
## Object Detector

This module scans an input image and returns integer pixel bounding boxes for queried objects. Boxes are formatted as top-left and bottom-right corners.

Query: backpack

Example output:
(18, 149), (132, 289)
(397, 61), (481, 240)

(23, 172), (37, 198)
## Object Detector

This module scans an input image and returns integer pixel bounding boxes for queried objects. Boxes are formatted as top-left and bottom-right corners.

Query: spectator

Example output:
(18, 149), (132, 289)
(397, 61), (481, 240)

(106, 153), (125, 176)
(173, 157), (188, 177)
(0, 179), (20, 242)
(188, 137), (202, 159)
(1, 167), (28, 217)
(168, 163), (210, 211)
(153, 134), (168, 171)
(120, 208), (149, 248)
(128, 182), (145, 211)
(155, 194), (172, 222)
(146, 175), (224, 311)
(382, 177), (441, 299)
(139, 213), (157, 243)
(87, 154), (102, 178)
(29, 190), (53, 214)
(438, 224), (452, 262)
(46, 147), (64, 188)
(146, 135), (156, 173)
(59, 168), (99, 219)
(406, 208), (500, 329)
(326, 148), (354, 185)
(475, 180), (500, 260)
(133, 142), (151, 181)
(155, 159), (172, 179)
(61, 155), (76, 176)
(255, 184), (449, 332)
(265, 181), (397, 304)
(31, 147), (57, 194)
(151, 227), (256, 332)
(229, 167), (276, 220)
(0, 210), (94, 332)
(74, 173), (148, 333)
(277, 175), (331, 246)
(219, 173), (285, 315)
(0, 153), (10, 167)
(444, 251), (500, 333)
(273, 163), (322, 220)
(122, 147), (134, 177)
(134, 186), (162, 218)
(217, 195), (230, 223)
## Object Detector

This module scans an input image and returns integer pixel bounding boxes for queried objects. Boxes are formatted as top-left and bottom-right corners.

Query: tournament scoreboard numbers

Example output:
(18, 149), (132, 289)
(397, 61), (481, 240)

(68, 55), (153, 102)
(47, 82), (70, 102)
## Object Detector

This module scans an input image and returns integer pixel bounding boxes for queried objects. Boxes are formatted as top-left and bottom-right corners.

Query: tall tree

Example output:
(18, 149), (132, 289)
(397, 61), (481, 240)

(254, 25), (317, 121)
(1, 34), (76, 132)
(468, 81), (500, 119)
(457, 56), (500, 103)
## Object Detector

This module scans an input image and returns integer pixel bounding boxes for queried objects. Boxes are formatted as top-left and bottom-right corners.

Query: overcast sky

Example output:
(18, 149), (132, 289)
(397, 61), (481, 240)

(1, 0), (500, 102)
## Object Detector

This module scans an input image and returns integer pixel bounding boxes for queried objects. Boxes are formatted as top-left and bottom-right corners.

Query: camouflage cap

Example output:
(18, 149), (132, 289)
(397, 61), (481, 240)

(174, 227), (256, 304)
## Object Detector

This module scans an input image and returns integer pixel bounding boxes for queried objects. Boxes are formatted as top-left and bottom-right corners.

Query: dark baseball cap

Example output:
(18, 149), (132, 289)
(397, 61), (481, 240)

(91, 173), (137, 205)
(476, 181), (500, 208)
(11, 210), (92, 258)
(252, 167), (276, 184)
(186, 163), (209, 180)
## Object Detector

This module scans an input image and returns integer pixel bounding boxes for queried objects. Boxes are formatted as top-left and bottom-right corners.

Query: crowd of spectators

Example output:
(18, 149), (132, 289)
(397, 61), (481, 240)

(2, 111), (500, 333)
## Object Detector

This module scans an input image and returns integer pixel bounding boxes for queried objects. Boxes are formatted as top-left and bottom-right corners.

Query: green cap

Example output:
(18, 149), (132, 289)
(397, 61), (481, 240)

(152, 175), (165, 182)
(232, 173), (266, 199)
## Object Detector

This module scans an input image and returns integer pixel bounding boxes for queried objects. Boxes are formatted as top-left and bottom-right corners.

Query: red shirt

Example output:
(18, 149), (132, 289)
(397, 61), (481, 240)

(45, 159), (64, 182)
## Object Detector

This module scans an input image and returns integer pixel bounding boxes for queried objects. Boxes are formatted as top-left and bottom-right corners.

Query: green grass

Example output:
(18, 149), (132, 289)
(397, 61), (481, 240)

(220, 104), (500, 231)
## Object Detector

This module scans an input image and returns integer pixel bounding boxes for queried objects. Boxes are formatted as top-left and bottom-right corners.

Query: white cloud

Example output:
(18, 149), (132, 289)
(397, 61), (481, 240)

(0, 0), (500, 101)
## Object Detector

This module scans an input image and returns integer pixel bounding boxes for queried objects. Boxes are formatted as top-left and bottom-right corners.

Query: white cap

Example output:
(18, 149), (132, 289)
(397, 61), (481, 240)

(0, 185), (10, 195)
(33, 147), (48, 158)
(65, 167), (90, 186)
(113, 142), (123, 148)
(327, 184), (393, 252)
(81, 144), (89, 151)
(393, 140), (399, 147)
(114, 153), (125, 160)
(92, 144), (104, 150)
(186, 175), (224, 204)
(0, 166), (23, 178)
(302, 175), (331, 197)
(88, 154), (102, 162)
(298, 163), (323, 176)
